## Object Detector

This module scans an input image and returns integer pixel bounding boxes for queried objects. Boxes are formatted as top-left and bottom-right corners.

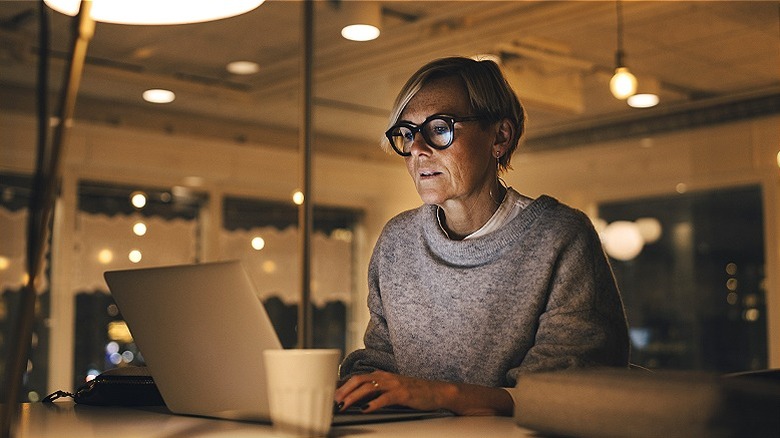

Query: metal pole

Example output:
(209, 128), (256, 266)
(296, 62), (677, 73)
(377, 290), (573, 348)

(0, 2), (93, 436)
(297, 0), (314, 349)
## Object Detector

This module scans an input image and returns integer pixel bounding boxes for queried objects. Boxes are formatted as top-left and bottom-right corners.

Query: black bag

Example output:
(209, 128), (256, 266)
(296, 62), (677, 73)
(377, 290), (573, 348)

(43, 366), (165, 406)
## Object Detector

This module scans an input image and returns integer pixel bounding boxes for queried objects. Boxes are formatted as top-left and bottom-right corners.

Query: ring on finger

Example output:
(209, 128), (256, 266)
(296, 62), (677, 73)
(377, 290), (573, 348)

(371, 380), (379, 389)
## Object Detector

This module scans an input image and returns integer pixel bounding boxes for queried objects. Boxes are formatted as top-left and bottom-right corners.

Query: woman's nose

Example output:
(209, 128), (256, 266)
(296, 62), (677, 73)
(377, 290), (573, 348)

(408, 133), (432, 157)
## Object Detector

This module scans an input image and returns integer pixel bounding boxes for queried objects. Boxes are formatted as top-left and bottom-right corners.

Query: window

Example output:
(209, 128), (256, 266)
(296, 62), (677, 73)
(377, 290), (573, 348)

(222, 196), (362, 352)
(67, 184), (362, 389)
(72, 182), (206, 386)
(599, 186), (767, 372)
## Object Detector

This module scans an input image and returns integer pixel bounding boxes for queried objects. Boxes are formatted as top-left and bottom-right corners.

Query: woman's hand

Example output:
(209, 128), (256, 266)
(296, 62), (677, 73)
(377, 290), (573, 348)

(334, 370), (447, 413)
(333, 370), (514, 416)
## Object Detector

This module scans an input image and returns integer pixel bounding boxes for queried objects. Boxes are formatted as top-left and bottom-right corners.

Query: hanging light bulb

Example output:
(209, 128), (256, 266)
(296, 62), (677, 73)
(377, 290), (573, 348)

(609, 1), (637, 100)
(610, 67), (638, 100)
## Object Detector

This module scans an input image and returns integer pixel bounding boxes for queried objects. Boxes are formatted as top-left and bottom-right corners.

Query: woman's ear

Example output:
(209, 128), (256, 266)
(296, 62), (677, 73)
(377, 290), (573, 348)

(493, 119), (514, 157)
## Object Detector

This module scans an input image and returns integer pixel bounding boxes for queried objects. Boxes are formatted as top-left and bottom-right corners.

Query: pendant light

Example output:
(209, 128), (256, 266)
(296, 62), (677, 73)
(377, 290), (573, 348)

(609, 0), (637, 100)
(44, 0), (265, 25)
(340, 1), (382, 42)
(627, 76), (660, 108)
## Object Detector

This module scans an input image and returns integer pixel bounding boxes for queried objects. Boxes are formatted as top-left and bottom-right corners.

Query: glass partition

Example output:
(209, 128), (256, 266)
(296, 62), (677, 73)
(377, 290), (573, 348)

(0, 172), (49, 402)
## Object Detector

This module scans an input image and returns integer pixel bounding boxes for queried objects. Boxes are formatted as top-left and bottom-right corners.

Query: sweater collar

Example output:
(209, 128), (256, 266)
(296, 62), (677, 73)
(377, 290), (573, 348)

(422, 195), (558, 267)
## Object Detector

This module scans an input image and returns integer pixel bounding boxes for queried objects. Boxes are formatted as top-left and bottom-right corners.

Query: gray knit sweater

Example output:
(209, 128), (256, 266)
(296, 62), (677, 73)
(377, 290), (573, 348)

(340, 195), (629, 387)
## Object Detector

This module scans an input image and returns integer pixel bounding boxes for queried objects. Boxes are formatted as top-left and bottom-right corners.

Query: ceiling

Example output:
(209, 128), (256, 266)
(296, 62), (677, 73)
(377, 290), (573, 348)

(1, 1), (778, 163)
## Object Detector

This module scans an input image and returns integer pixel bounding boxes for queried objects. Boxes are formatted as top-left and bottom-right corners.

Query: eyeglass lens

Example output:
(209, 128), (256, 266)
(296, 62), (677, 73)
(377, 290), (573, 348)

(389, 117), (454, 155)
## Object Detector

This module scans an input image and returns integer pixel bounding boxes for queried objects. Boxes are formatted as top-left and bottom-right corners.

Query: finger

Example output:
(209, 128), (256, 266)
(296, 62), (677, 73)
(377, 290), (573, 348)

(335, 373), (376, 399)
(335, 372), (376, 396)
(358, 391), (397, 413)
(335, 377), (382, 411)
(333, 376), (359, 400)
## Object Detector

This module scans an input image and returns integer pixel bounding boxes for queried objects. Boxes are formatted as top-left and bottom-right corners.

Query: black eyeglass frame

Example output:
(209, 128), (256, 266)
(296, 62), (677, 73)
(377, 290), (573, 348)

(385, 114), (484, 157)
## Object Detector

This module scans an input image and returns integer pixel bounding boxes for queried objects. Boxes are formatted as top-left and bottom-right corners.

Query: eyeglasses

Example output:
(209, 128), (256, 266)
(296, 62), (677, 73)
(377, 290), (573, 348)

(385, 114), (483, 156)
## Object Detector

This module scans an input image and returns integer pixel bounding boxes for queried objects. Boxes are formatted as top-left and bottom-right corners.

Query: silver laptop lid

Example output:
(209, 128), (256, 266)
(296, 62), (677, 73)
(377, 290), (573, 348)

(104, 260), (282, 421)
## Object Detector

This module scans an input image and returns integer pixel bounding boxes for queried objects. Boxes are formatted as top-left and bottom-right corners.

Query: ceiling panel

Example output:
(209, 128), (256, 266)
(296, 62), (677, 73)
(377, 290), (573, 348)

(0, 1), (777, 161)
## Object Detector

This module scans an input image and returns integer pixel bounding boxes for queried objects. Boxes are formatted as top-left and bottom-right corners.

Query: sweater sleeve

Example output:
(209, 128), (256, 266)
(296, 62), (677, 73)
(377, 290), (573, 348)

(339, 237), (398, 380)
(507, 212), (630, 384)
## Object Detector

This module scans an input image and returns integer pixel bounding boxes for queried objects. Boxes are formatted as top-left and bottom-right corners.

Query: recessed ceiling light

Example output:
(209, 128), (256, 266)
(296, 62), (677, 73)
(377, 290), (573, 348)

(142, 89), (175, 104)
(227, 61), (260, 75)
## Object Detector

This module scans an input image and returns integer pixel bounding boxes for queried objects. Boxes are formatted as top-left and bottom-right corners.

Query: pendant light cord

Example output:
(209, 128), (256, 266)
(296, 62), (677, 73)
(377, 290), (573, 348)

(615, 0), (625, 68)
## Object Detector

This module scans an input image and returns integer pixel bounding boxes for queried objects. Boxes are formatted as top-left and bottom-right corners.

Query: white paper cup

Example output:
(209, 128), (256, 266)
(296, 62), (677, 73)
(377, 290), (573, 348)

(263, 349), (341, 437)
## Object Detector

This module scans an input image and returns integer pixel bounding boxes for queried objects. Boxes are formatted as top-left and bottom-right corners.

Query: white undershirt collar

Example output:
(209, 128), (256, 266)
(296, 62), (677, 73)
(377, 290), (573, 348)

(437, 187), (533, 240)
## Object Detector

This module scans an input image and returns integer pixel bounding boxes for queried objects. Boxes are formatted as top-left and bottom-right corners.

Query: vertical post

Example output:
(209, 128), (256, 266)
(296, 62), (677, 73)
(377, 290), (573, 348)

(297, 0), (314, 349)
(0, 2), (94, 437)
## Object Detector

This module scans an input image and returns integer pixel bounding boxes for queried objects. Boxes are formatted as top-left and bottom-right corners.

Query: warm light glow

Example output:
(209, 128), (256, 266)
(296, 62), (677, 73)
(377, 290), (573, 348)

(341, 24), (380, 41)
(627, 93), (659, 108)
(143, 89), (175, 104)
(97, 249), (113, 264)
(0, 256), (9, 270)
(128, 250), (143, 263)
(675, 183), (688, 194)
(44, 0), (265, 25)
(339, 0), (381, 41)
(635, 217), (662, 243)
(262, 260), (277, 274)
(227, 61), (260, 75)
(331, 229), (353, 242)
(292, 190), (304, 205)
(610, 67), (637, 99)
(130, 192), (147, 209)
(251, 236), (266, 251)
(108, 321), (134, 343)
(776, 151), (780, 168)
(591, 217), (608, 234)
(182, 176), (205, 187)
(601, 221), (644, 261)
(133, 222), (148, 236)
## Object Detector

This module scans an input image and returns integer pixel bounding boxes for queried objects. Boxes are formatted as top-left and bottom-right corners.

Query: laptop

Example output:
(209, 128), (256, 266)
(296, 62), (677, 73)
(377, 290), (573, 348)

(104, 260), (446, 425)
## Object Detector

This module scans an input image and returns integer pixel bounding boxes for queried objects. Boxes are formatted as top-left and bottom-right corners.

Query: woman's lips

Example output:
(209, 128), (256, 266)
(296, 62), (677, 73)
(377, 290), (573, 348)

(419, 170), (441, 178)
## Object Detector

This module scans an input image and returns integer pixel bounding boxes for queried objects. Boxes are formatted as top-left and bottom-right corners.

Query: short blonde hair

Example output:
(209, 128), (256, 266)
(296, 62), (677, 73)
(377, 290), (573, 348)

(384, 57), (525, 172)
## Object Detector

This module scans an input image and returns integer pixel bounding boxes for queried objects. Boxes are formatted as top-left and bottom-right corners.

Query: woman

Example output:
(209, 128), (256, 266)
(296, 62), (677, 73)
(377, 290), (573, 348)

(334, 57), (629, 416)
